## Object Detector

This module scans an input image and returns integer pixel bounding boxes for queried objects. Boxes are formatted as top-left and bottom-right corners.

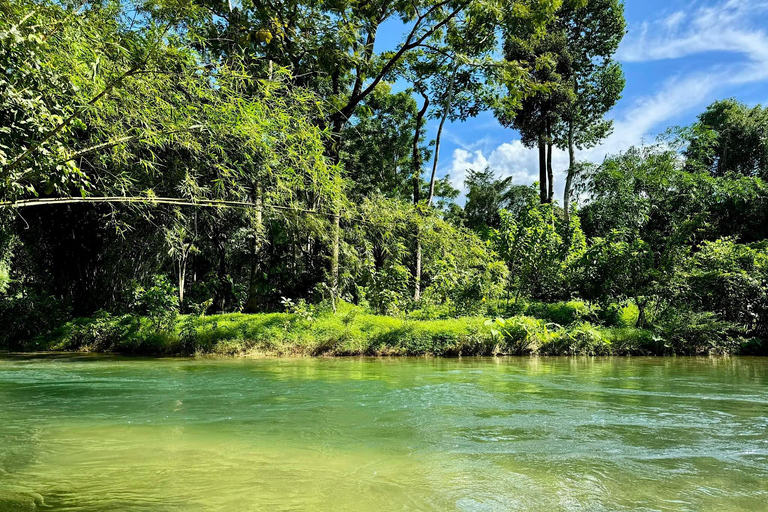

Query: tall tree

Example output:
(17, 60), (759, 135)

(494, 0), (625, 209)
(494, 5), (570, 203)
(463, 167), (524, 234)
(556, 0), (626, 223)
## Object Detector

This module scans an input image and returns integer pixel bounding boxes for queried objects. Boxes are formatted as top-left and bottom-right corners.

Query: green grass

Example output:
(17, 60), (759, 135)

(29, 307), (497, 357)
(13, 300), (760, 357)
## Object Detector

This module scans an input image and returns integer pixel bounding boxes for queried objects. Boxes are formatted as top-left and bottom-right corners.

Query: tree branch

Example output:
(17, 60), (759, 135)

(5, 64), (143, 173)
(336, 0), (470, 123)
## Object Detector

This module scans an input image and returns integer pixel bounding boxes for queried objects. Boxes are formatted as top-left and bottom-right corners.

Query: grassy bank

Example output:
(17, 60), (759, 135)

(12, 301), (764, 357)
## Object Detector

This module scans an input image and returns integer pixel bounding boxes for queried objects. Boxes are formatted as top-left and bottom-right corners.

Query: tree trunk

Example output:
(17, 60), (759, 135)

(178, 257), (186, 308)
(214, 236), (228, 312)
(412, 94), (429, 205)
(546, 119), (554, 204)
(428, 65), (458, 205)
(244, 183), (263, 313)
(564, 119), (576, 224)
(414, 224), (422, 302)
(538, 136), (547, 204)
(636, 297), (648, 329)
(327, 64), (344, 312)
(412, 93), (429, 302)
(179, 259), (187, 311)
(547, 142), (554, 204)
(331, 212), (340, 312)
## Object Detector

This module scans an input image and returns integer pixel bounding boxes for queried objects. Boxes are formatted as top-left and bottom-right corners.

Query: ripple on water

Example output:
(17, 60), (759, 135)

(1, 355), (767, 512)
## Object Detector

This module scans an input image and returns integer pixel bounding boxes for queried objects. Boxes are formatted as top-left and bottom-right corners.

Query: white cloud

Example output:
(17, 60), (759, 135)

(447, 0), (768, 203)
(593, 0), (768, 160)
(662, 11), (686, 30)
(582, 72), (720, 163)
(447, 142), (568, 201)
(618, 0), (768, 63)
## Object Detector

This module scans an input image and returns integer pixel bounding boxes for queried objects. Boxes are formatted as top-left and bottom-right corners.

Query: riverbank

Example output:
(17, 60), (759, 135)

(11, 301), (764, 357)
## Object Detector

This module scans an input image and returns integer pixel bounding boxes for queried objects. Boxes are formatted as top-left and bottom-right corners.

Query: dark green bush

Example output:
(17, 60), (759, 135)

(58, 312), (138, 352)
(657, 311), (741, 355)
(556, 322), (612, 355)
(527, 300), (596, 326)
(132, 275), (179, 332)
(0, 291), (70, 349)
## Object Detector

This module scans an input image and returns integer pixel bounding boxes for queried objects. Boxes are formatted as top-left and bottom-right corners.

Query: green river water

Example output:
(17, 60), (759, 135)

(0, 355), (766, 512)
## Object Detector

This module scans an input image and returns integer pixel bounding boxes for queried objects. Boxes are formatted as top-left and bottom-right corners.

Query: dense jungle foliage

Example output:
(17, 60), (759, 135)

(1, 0), (767, 356)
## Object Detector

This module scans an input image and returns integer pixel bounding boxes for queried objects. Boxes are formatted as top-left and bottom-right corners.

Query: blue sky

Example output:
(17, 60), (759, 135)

(377, 0), (768, 200)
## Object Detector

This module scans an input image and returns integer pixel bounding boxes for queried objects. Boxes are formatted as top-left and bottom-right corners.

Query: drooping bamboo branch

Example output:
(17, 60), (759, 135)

(4, 21), (174, 173)
(53, 125), (204, 168)
(0, 195), (320, 214)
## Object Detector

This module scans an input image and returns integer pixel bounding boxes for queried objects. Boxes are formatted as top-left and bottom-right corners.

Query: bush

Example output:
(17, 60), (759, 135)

(368, 319), (482, 356)
(676, 239), (768, 335)
(178, 300), (213, 354)
(599, 302), (640, 327)
(495, 203), (587, 301)
(55, 312), (138, 352)
(527, 300), (595, 325)
(281, 296), (316, 323)
(657, 311), (741, 355)
(132, 275), (179, 332)
(488, 316), (559, 355)
(603, 327), (659, 354)
(556, 322), (611, 355)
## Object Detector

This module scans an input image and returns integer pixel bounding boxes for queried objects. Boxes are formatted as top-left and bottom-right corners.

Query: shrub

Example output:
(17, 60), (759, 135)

(178, 299), (213, 354)
(676, 239), (768, 335)
(366, 264), (411, 316)
(556, 322), (611, 355)
(657, 311), (740, 354)
(132, 275), (179, 332)
(527, 300), (595, 325)
(603, 302), (641, 327)
(57, 312), (138, 352)
(281, 297), (316, 323)
(603, 327), (659, 354)
(487, 316), (559, 355)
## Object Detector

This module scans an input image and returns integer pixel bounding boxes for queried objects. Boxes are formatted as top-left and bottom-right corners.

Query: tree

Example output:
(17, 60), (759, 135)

(681, 99), (768, 179)
(164, 214), (198, 307)
(340, 85), (419, 201)
(495, 197), (585, 301)
(0, 0), (191, 200)
(395, 6), (507, 302)
(574, 231), (656, 326)
(463, 167), (523, 234)
(556, 0), (626, 222)
(494, 2), (569, 203)
(494, 0), (625, 208)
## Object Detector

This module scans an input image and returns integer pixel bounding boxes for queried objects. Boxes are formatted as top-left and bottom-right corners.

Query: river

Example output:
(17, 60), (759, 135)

(0, 355), (766, 511)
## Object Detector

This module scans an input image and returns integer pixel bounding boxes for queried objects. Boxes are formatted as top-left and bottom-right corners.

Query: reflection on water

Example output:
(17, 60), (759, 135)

(1, 355), (767, 511)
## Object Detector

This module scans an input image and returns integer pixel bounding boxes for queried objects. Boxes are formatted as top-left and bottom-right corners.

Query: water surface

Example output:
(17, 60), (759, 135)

(1, 355), (767, 511)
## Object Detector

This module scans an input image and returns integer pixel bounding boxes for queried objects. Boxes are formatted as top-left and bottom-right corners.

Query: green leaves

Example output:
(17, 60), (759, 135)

(495, 197), (585, 300)
(681, 99), (768, 180)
